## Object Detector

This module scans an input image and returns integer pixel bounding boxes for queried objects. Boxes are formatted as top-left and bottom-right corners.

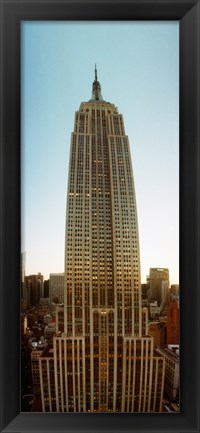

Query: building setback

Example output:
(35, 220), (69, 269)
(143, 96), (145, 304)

(39, 68), (165, 412)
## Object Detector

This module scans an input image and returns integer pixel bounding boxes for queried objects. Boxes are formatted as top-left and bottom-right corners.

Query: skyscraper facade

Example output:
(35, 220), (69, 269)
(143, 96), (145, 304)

(39, 68), (165, 412)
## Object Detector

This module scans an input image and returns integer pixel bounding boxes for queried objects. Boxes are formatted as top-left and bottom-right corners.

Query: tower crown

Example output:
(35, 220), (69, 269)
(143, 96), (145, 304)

(90, 64), (103, 101)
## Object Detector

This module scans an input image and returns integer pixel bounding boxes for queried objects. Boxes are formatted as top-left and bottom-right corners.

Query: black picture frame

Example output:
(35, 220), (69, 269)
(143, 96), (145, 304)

(1, 0), (199, 432)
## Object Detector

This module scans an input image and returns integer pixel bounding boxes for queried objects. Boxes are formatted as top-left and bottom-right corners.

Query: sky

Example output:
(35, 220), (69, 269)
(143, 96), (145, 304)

(21, 21), (179, 284)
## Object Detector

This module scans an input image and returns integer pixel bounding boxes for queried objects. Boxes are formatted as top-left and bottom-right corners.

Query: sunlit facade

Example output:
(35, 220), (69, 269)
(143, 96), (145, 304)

(39, 68), (165, 412)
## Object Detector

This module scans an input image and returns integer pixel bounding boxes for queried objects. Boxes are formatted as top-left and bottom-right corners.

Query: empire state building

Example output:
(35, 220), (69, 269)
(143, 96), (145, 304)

(38, 68), (165, 412)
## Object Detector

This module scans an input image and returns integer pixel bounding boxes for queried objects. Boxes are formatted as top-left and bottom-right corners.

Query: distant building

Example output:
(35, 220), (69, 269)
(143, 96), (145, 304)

(25, 273), (44, 306)
(44, 323), (56, 342)
(43, 279), (49, 298)
(148, 268), (169, 306)
(39, 297), (50, 307)
(21, 252), (26, 310)
(149, 300), (160, 318)
(141, 283), (149, 300)
(170, 284), (179, 297)
(160, 280), (169, 309)
(49, 273), (64, 304)
(170, 284), (179, 306)
(156, 345), (179, 401)
(43, 314), (52, 325)
(166, 299), (179, 345)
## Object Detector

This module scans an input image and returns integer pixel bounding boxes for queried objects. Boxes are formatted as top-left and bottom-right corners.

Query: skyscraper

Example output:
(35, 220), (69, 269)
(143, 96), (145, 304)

(39, 68), (165, 412)
(148, 268), (169, 307)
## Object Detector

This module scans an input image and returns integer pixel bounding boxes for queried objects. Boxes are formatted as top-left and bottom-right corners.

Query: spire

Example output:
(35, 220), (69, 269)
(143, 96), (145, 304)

(91, 64), (103, 101)
(95, 63), (98, 81)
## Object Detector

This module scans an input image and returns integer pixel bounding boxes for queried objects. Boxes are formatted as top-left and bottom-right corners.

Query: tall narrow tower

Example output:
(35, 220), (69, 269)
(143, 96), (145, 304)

(39, 68), (165, 412)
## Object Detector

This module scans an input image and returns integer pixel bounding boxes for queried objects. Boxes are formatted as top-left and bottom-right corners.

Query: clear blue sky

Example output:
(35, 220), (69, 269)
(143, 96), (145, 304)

(21, 21), (179, 284)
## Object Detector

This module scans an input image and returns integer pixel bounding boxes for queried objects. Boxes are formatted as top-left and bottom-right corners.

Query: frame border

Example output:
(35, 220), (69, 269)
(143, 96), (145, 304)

(1, 1), (200, 432)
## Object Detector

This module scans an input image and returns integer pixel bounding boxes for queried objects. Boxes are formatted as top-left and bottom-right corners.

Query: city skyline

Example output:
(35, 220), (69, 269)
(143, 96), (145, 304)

(21, 21), (179, 284)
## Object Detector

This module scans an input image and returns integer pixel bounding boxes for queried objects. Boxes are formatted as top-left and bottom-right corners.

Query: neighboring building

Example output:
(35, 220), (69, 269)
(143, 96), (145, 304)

(49, 273), (64, 304)
(31, 348), (44, 395)
(166, 299), (179, 345)
(156, 345), (179, 401)
(39, 68), (165, 413)
(148, 268), (169, 306)
(38, 345), (56, 412)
